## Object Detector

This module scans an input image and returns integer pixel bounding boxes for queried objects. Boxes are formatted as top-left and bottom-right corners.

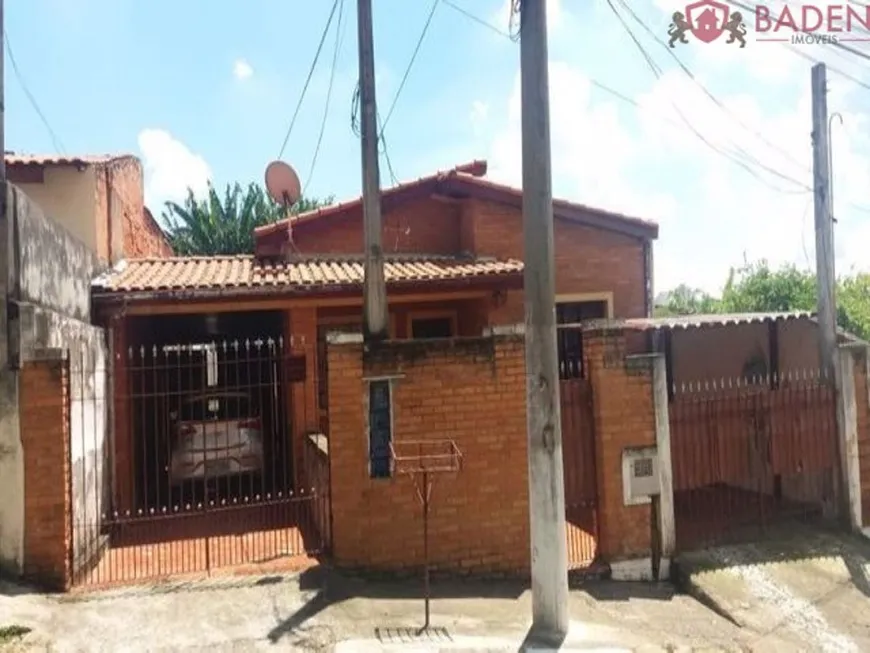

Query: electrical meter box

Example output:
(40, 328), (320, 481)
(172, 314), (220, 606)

(622, 446), (660, 506)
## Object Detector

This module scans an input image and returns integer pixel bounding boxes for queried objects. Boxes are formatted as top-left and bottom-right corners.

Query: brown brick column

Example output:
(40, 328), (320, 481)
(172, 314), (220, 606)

(585, 329), (656, 564)
(111, 317), (134, 513)
(20, 357), (72, 590)
(287, 308), (318, 489)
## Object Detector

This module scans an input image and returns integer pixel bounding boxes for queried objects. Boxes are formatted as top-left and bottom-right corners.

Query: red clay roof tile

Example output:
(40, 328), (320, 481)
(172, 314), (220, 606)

(93, 254), (523, 295)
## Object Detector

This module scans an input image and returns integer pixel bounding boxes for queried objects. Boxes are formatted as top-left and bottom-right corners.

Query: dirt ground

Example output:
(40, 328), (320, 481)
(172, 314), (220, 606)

(0, 566), (766, 652)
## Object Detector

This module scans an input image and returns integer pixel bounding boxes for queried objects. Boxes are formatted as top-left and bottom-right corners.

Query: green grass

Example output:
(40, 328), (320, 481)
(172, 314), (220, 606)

(0, 625), (31, 643)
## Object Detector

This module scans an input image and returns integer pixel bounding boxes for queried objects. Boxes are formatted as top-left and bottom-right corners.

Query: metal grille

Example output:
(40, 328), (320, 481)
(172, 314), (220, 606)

(69, 337), (329, 588)
(669, 371), (838, 552)
(559, 377), (599, 570)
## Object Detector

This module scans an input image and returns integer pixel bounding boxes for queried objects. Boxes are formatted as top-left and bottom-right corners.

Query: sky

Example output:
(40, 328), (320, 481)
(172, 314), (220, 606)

(6, 0), (870, 295)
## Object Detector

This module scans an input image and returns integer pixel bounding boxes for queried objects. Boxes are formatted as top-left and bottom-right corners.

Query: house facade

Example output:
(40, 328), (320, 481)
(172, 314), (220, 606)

(1, 159), (660, 588)
(89, 162), (657, 503)
(7, 153), (172, 262)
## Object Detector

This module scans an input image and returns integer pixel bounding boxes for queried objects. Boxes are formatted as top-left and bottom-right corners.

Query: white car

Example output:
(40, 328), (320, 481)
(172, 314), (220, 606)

(168, 391), (264, 485)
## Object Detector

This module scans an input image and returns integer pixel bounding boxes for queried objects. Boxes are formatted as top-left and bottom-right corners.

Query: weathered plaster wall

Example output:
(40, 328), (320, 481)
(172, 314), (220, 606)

(12, 183), (101, 321)
(0, 184), (108, 577)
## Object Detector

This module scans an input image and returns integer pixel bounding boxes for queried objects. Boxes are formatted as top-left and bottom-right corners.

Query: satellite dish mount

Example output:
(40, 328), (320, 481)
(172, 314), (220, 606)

(264, 160), (302, 257)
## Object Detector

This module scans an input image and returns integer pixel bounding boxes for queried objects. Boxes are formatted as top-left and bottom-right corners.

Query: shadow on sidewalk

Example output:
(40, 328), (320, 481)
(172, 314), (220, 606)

(266, 565), (527, 644)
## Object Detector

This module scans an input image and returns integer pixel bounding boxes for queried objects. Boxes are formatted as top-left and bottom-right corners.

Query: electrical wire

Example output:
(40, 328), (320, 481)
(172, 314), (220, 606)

(303, 0), (345, 192)
(787, 45), (870, 93)
(615, 0), (810, 175)
(509, 0), (522, 42)
(443, 1), (807, 195)
(605, 0), (811, 195)
(380, 0), (440, 135)
(5, 30), (65, 154)
(277, 0), (341, 160)
(377, 113), (401, 186)
(442, 0), (512, 39)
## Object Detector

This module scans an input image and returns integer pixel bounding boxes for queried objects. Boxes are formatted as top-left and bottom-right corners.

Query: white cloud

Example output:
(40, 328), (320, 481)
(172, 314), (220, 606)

(137, 129), (212, 210)
(470, 100), (490, 139)
(484, 43), (870, 295)
(233, 59), (254, 80)
(488, 61), (677, 228)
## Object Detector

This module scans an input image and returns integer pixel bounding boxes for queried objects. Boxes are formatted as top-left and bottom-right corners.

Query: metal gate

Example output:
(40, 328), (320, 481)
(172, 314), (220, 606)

(669, 371), (838, 552)
(69, 336), (329, 588)
(560, 377), (599, 569)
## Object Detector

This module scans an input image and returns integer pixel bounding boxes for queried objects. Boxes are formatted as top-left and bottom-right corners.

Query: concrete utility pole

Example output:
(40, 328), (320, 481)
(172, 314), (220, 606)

(0, 0), (5, 187)
(811, 63), (837, 384)
(357, 0), (389, 341)
(519, 0), (570, 642)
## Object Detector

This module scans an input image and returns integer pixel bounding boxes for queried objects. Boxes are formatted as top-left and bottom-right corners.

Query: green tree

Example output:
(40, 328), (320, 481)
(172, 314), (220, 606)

(838, 273), (870, 340)
(719, 260), (817, 314)
(654, 284), (720, 317)
(163, 182), (332, 255)
(661, 260), (870, 341)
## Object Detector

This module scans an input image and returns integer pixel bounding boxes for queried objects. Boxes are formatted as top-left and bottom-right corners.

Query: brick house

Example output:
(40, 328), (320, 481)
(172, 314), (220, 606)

(72, 160), (660, 585)
(6, 153), (172, 262)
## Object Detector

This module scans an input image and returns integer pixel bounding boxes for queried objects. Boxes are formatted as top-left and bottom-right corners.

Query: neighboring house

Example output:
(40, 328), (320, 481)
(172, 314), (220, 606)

(6, 153), (172, 263)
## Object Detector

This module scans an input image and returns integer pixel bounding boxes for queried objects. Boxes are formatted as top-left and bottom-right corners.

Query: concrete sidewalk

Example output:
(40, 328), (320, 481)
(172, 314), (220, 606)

(676, 525), (870, 652)
(1, 568), (759, 652)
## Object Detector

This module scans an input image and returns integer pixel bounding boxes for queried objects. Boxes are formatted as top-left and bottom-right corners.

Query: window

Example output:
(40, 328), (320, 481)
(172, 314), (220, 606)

(368, 380), (393, 479)
(411, 317), (453, 339)
(556, 300), (608, 379)
(407, 311), (457, 340)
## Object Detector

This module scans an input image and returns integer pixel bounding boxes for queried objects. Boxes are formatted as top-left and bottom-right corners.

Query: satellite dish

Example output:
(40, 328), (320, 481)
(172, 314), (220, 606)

(264, 160), (301, 207)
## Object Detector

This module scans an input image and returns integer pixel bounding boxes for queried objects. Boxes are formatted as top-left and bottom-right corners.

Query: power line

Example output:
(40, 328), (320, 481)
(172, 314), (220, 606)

(5, 30), (65, 154)
(277, 0), (341, 160)
(509, 0), (522, 42)
(380, 0), (440, 134)
(442, 0), (511, 39)
(304, 0), (345, 192)
(787, 45), (870, 92)
(445, 1), (870, 213)
(615, 0), (810, 175)
(444, 1), (802, 193)
(605, 0), (811, 195)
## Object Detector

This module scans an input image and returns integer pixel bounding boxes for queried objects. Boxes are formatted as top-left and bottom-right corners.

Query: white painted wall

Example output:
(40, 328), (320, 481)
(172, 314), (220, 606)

(68, 340), (108, 573)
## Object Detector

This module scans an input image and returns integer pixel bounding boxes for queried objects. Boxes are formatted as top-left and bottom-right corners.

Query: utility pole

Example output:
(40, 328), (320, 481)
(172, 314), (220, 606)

(811, 63), (837, 385)
(357, 0), (388, 341)
(519, 0), (569, 642)
(811, 63), (850, 525)
(0, 0), (5, 187)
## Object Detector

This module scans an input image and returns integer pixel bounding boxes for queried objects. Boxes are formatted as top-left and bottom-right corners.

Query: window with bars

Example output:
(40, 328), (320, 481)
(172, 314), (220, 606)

(556, 300), (608, 379)
(368, 379), (393, 479)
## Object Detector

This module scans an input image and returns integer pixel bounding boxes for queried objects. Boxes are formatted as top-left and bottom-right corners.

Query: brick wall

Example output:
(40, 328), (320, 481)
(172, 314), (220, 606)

(327, 335), (530, 575)
(95, 157), (172, 261)
(290, 198), (461, 255)
(465, 199), (647, 318)
(286, 308), (319, 488)
(256, 194), (648, 325)
(584, 330), (656, 561)
(20, 358), (72, 590)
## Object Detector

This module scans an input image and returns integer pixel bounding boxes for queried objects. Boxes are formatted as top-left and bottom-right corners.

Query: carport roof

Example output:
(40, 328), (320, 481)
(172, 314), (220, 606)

(579, 311), (814, 331)
(91, 254), (524, 299)
(573, 311), (869, 344)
